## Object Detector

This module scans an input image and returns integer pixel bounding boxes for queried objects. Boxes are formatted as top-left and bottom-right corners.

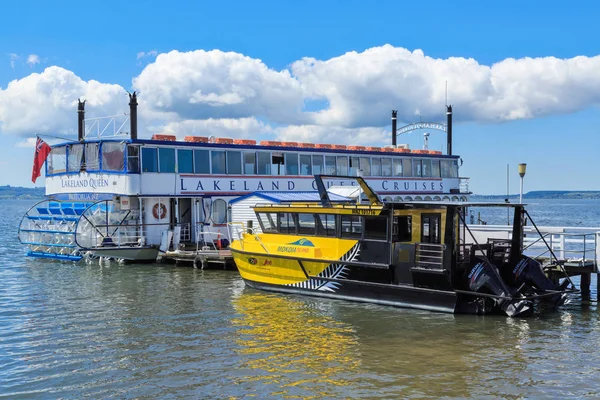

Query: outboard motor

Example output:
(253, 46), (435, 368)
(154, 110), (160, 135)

(467, 259), (532, 317)
(513, 256), (566, 307)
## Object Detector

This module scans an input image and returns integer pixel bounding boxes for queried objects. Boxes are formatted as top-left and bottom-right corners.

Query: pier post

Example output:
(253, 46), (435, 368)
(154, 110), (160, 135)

(581, 272), (591, 301)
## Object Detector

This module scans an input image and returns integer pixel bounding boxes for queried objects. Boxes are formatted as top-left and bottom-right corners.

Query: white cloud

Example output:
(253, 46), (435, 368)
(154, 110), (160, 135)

(3, 46), (600, 144)
(292, 46), (600, 126)
(0, 66), (126, 136)
(137, 50), (158, 60)
(8, 53), (19, 69)
(152, 117), (274, 140)
(133, 49), (305, 124)
(16, 137), (37, 147)
(26, 54), (40, 67)
(276, 124), (389, 146)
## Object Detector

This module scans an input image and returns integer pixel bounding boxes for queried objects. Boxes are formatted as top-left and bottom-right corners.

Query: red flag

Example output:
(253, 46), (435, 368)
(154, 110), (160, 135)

(31, 137), (51, 183)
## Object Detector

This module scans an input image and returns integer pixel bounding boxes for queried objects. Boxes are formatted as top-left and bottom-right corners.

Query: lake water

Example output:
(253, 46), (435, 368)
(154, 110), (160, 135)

(2, 199), (600, 398)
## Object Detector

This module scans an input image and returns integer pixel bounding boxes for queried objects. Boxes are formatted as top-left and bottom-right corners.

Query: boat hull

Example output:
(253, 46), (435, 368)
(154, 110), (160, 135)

(85, 246), (159, 262)
(243, 277), (458, 314)
(230, 246), (458, 314)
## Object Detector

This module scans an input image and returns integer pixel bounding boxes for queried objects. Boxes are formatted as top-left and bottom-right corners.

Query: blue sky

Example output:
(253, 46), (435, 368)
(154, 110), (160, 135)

(1, 0), (600, 194)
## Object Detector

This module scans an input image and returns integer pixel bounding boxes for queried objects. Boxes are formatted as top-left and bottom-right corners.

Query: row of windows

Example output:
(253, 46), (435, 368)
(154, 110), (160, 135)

(141, 147), (460, 178)
(256, 212), (412, 241)
(47, 143), (140, 174)
(47, 144), (459, 179)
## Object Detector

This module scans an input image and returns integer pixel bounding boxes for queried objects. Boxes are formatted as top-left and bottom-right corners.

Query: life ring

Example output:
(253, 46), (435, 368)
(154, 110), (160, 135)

(152, 203), (167, 220)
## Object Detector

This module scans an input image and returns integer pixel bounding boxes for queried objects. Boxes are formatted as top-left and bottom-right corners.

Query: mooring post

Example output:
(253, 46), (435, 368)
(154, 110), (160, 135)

(581, 272), (591, 301)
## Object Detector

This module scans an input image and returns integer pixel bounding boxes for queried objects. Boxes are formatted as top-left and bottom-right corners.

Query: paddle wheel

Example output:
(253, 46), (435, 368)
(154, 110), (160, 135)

(18, 200), (95, 260)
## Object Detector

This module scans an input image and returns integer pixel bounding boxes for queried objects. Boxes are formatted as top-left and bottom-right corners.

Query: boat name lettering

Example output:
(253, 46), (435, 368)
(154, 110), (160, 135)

(397, 122), (447, 135)
(179, 177), (447, 193)
(276, 245), (310, 253)
(61, 177), (109, 189)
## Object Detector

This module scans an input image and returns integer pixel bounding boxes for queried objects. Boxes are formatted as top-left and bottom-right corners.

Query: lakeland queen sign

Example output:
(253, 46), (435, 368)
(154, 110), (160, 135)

(177, 176), (455, 195)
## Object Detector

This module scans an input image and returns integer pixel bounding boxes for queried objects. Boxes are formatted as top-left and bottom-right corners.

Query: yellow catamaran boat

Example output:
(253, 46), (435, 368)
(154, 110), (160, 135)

(230, 176), (574, 317)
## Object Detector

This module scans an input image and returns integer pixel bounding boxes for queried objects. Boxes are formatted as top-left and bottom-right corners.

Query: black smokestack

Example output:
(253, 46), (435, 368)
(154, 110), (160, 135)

(446, 105), (452, 155)
(391, 110), (397, 147)
(129, 91), (138, 140)
(77, 99), (86, 141)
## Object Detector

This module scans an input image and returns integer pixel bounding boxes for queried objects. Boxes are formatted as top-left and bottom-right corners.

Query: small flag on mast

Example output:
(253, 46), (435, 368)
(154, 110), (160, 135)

(31, 137), (51, 183)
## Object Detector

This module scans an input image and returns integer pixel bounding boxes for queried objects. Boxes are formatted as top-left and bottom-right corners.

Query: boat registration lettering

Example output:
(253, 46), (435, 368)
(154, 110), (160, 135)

(351, 209), (379, 216)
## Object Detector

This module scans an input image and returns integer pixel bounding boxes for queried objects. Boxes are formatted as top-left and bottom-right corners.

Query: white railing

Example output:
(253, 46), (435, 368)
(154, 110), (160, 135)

(84, 114), (130, 139)
(459, 177), (470, 194)
(467, 224), (600, 271)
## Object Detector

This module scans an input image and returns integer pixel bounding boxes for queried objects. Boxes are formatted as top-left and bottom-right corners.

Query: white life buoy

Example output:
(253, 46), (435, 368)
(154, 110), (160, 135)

(152, 203), (167, 220)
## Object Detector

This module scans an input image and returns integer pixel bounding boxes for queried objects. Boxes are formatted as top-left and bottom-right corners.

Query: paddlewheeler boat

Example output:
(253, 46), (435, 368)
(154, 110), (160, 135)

(18, 96), (470, 262)
(230, 176), (574, 316)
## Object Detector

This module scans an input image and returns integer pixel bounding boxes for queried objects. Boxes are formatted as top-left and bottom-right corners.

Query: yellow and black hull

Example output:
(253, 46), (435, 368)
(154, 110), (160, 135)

(230, 234), (458, 314)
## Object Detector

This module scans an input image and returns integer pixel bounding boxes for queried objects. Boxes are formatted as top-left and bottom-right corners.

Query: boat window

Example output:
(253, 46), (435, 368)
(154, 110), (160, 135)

(359, 157), (371, 176)
(102, 142), (125, 172)
(393, 216), (412, 242)
(341, 215), (363, 239)
(227, 151), (242, 174)
(349, 156), (359, 176)
(48, 145), (67, 174)
(159, 147), (176, 173)
(431, 159), (441, 178)
(336, 156), (348, 176)
(402, 159), (412, 177)
(243, 152), (256, 174)
(142, 147), (158, 172)
(325, 156), (336, 175)
(299, 154), (311, 175)
(178, 149), (193, 173)
(392, 158), (403, 176)
(211, 199), (228, 224)
(312, 155), (323, 175)
(67, 144), (84, 172)
(371, 158), (381, 176)
(381, 158), (392, 176)
(212, 150), (227, 174)
(86, 143), (100, 170)
(297, 213), (316, 235)
(285, 153), (299, 175)
(271, 152), (284, 175)
(451, 160), (459, 178)
(316, 214), (336, 237)
(421, 214), (441, 244)
(257, 212), (277, 233)
(127, 145), (140, 173)
(279, 212), (297, 234)
(194, 149), (210, 174)
(364, 216), (388, 240)
(422, 159), (432, 178)
(257, 151), (271, 175)
(412, 159), (422, 177)
(441, 160), (454, 178)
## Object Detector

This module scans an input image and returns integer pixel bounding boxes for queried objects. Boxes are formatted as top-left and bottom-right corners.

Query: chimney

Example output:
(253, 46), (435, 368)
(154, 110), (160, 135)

(391, 110), (398, 147)
(129, 91), (138, 140)
(77, 99), (86, 141)
(446, 105), (453, 155)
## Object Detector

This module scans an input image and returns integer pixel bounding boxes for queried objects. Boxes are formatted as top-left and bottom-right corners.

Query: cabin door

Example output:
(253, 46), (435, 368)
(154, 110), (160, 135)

(421, 214), (441, 244)
(178, 198), (192, 243)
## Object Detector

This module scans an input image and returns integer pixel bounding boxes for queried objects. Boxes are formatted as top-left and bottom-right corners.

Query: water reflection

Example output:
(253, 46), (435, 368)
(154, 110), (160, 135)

(231, 291), (361, 398)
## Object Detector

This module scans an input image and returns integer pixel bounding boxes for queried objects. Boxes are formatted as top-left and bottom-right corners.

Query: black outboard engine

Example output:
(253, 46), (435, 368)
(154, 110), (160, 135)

(467, 259), (532, 317)
(513, 256), (566, 307)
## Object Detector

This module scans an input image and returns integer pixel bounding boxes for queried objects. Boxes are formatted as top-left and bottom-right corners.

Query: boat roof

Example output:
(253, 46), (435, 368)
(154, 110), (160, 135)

(229, 191), (353, 205)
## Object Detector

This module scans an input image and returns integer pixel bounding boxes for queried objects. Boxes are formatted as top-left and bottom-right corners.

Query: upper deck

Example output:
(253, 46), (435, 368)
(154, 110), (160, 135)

(44, 135), (467, 200)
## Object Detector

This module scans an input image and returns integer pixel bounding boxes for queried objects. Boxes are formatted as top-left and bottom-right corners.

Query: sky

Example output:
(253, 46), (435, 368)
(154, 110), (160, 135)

(1, 0), (600, 194)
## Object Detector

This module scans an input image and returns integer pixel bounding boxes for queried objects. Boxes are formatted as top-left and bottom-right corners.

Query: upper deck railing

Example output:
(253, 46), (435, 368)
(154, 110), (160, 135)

(84, 114), (130, 139)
